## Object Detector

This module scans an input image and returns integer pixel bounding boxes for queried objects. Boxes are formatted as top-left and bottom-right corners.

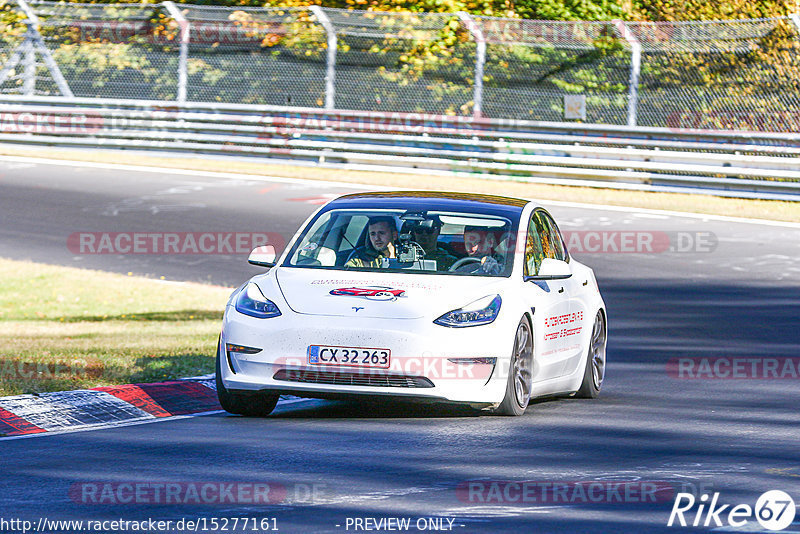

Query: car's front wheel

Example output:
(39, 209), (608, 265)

(575, 310), (606, 399)
(215, 340), (279, 416)
(493, 317), (533, 416)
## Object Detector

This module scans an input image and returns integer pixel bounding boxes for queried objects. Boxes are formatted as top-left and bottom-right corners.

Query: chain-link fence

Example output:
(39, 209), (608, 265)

(474, 19), (632, 124)
(10, 2), (181, 100)
(630, 18), (800, 131)
(178, 5), (327, 106)
(2, 0), (799, 131)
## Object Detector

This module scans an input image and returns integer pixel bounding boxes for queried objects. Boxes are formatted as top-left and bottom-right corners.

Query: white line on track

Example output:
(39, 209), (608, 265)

(0, 155), (377, 191)
(1, 155), (798, 229)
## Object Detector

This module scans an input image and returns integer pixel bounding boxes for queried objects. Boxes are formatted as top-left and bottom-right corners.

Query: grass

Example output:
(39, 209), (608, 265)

(1, 145), (799, 223)
(0, 257), (232, 396)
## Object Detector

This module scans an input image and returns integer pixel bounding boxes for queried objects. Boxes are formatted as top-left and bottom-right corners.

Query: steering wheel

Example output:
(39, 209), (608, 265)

(449, 256), (481, 271)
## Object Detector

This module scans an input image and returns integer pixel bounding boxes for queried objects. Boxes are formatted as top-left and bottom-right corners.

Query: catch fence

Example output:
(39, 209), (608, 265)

(2, 1), (799, 131)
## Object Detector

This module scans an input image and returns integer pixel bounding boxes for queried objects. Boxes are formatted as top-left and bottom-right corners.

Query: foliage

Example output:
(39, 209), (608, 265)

(631, 0), (796, 21)
(1, 0), (797, 127)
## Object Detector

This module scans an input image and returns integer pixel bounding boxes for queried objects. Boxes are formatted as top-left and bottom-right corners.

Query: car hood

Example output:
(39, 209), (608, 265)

(274, 267), (506, 319)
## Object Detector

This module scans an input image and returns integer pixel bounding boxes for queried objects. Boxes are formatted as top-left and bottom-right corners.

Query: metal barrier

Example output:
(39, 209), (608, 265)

(2, 2), (800, 132)
(1, 95), (798, 200)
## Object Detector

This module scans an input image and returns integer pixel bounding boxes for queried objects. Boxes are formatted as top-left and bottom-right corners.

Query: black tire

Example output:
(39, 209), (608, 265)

(215, 339), (279, 416)
(493, 317), (534, 416)
(575, 310), (606, 399)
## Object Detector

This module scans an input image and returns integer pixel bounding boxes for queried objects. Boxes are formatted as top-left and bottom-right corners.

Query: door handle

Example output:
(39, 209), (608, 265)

(558, 287), (564, 293)
(583, 280), (588, 286)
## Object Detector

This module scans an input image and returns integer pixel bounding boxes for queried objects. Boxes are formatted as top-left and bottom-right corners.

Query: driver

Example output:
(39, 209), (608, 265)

(454, 226), (502, 274)
(345, 216), (398, 268)
(464, 226), (497, 258)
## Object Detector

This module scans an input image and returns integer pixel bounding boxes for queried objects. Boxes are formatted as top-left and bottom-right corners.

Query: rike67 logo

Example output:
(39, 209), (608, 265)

(668, 490), (796, 531)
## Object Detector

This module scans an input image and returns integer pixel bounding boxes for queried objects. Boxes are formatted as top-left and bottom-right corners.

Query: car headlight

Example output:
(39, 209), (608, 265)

(434, 295), (501, 328)
(235, 282), (281, 319)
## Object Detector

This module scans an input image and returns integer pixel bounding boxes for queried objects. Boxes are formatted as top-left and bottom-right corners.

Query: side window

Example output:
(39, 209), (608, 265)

(524, 214), (545, 276)
(535, 211), (556, 260)
(538, 212), (567, 261)
(525, 211), (568, 276)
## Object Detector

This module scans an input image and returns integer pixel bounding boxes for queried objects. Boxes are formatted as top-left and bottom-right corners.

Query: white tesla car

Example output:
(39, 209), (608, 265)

(217, 191), (606, 416)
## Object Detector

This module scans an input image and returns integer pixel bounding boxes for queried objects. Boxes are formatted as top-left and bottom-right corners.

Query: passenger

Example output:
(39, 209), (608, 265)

(411, 217), (457, 271)
(345, 216), (398, 268)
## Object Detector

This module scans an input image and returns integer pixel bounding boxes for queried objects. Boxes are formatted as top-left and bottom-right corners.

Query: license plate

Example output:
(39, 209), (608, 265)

(307, 345), (391, 369)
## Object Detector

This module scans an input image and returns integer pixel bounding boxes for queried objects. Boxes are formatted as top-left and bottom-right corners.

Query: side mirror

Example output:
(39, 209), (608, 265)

(525, 258), (572, 281)
(248, 245), (277, 267)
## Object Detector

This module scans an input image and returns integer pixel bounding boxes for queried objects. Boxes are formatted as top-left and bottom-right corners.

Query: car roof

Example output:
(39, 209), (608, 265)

(326, 191), (531, 216)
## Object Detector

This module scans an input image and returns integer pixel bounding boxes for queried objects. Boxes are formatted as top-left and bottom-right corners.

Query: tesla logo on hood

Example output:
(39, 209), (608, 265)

(329, 286), (406, 301)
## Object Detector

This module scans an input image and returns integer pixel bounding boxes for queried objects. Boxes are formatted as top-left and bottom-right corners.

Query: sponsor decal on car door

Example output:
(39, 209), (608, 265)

(523, 211), (574, 382)
(540, 211), (586, 376)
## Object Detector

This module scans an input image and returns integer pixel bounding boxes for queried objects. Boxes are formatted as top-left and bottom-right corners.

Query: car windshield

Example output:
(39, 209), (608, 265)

(284, 208), (518, 277)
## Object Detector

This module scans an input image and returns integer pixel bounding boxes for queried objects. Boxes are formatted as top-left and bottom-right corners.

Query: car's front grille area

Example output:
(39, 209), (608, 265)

(273, 369), (434, 388)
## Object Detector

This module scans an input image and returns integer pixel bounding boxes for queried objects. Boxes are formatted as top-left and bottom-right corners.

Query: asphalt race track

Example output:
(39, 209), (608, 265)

(1, 156), (799, 534)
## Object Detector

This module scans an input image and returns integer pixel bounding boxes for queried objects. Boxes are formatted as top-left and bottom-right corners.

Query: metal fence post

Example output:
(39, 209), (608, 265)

(5, 0), (74, 97)
(22, 28), (36, 95)
(163, 2), (190, 104)
(457, 11), (486, 118)
(790, 14), (800, 33)
(614, 19), (640, 127)
(309, 6), (336, 110)
(17, 0), (37, 96)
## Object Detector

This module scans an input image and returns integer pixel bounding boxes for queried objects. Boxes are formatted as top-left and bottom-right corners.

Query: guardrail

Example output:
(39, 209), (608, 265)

(1, 95), (798, 200)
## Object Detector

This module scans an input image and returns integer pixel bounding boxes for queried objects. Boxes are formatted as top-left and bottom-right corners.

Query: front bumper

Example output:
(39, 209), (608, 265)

(220, 306), (514, 405)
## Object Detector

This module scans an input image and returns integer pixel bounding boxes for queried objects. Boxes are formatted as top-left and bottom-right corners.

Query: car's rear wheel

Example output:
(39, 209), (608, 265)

(575, 310), (606, 399)
(494, 317), (533, 416)
(215, 339), (279, 416)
